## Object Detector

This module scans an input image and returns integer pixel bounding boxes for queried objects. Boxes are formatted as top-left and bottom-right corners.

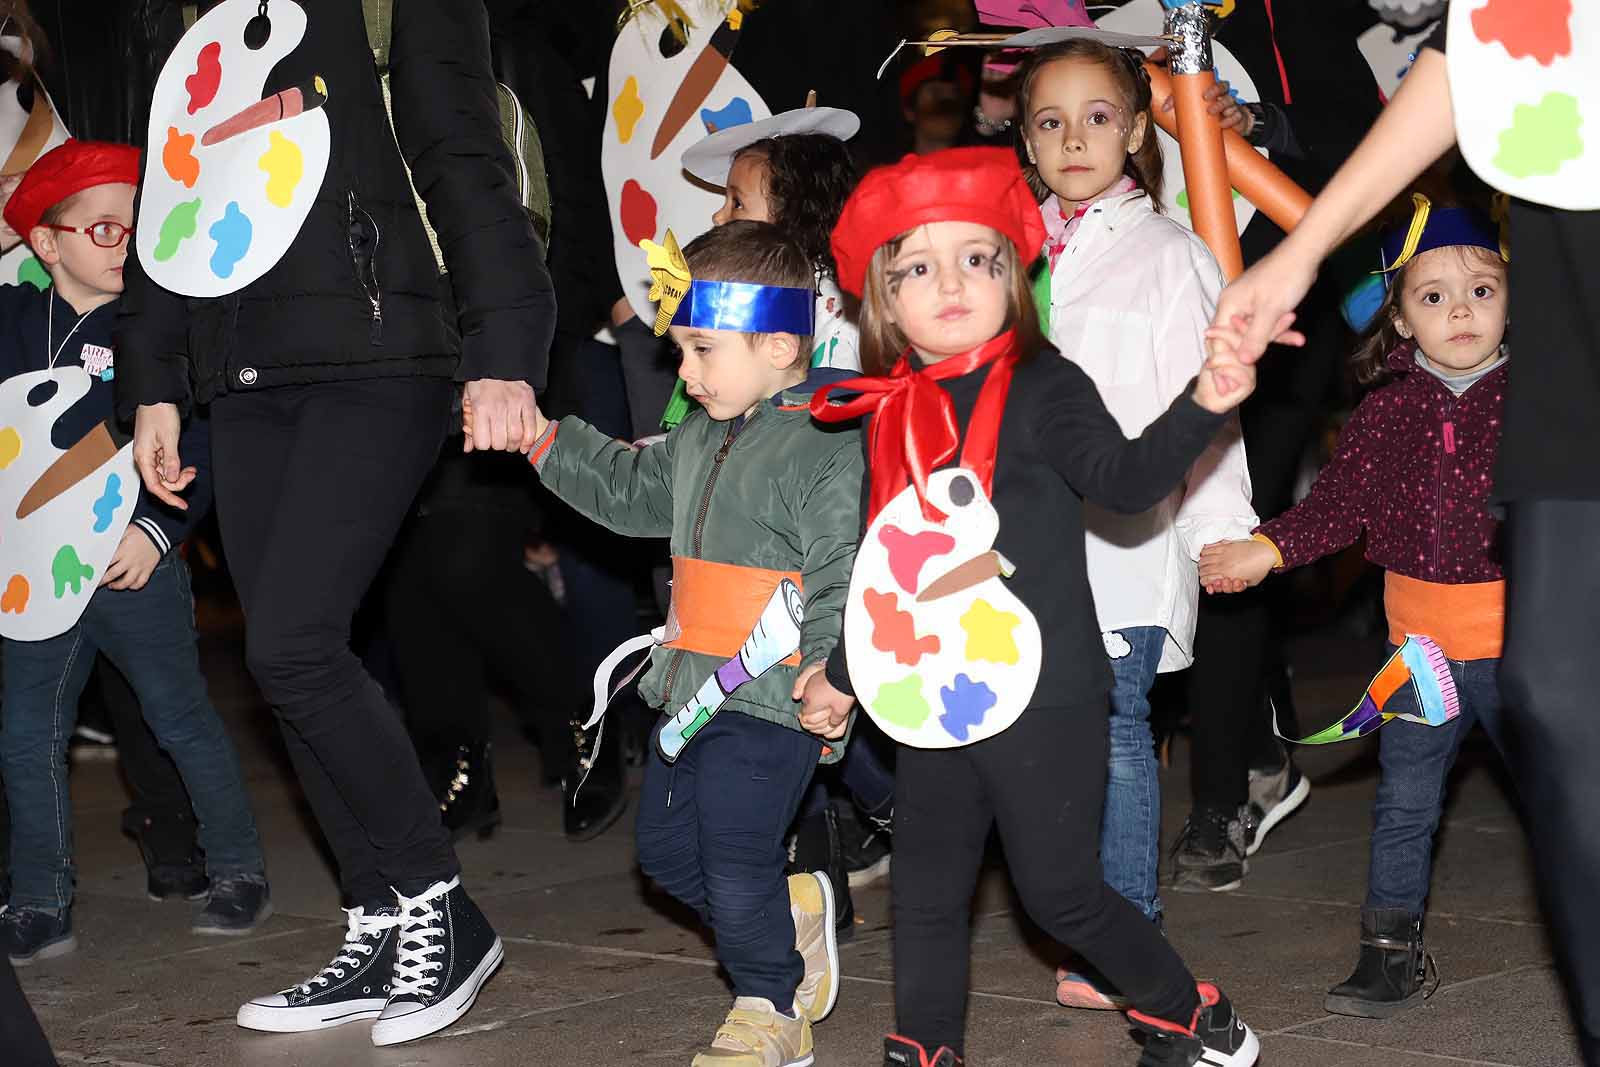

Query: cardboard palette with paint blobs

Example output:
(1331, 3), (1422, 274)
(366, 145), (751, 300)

(603, 1), (771, 323)
(137, 0), (330, 297)
(0, 33), (70, 289)
(844, 469), (1042, 749)
(0, 367), (137, 641)
(1448, 0), (1597, 209)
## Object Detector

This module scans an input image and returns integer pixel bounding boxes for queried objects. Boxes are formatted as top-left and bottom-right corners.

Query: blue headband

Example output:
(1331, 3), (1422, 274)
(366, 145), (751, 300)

(670, 280), (815, 335)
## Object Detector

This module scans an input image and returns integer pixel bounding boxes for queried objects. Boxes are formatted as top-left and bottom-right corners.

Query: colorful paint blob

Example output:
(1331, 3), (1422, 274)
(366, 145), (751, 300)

(16, 257), (48, 291)
(878, 524), (955, 593)
(873, 674), (931, 730)
(939, 673), (997, 741)
(208, 201), (253, 279)
(613, 76), (645, 144)
(0, 426), (19, 469)
(960, 598), (1022, 665)
(1, 575), (27, 615)
(864, 588), (941, 666)
(185, 41), (224, 115)
(1494, 93), (1584, 177)
(258, 130), (304, 208)
(620, 179), (659, 246)
(1472, 0), (1573, 66)
(700, 96), (753, 134)
(51, 545), (95, 598)
(154, 198), (203, 262)
(162, 126), (201, 189)
(91, 473), (124, 534)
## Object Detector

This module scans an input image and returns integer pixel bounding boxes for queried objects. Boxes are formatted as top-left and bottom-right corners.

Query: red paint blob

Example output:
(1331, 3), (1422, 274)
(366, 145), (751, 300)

(186, 41), (224, 115)
(1472, 0), (1572, 65)
(864, 589), (941, 667)
(879, 524), (956, 594)
(620, 179), (658, 247)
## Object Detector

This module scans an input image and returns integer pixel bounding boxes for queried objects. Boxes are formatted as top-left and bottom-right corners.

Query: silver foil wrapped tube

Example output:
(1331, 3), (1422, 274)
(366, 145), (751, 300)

(1164, 3), (1214, 76)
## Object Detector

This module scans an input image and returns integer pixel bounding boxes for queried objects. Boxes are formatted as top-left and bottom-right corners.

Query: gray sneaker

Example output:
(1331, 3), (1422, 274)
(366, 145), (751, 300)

(193, 874), (272, 936)
(1246, 749), (1310, 857)
(1168, 806), (1250, 893)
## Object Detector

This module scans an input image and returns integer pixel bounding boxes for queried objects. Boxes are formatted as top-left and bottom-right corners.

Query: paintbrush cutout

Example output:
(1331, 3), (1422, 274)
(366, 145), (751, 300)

(650, 9), (743, 159)
(16, 419), (130, 521)
(202, 74), (328, 147)
(916, 550), (1015, 603)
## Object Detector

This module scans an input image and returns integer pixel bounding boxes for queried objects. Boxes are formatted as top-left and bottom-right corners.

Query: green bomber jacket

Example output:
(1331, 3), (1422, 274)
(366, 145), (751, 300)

(533, 374), (863, 759)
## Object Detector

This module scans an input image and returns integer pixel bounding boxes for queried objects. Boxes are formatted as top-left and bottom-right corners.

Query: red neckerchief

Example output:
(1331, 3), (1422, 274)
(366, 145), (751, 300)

(810, 329), (1020, 523)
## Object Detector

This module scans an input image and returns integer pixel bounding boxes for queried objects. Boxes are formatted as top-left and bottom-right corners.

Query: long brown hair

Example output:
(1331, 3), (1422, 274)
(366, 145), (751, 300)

(856, 226), (1044, 375)
(1014, 41), (1163, 209)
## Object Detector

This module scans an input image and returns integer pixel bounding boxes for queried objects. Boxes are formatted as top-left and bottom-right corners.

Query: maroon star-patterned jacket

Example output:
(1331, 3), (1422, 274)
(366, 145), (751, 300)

(1257, 345), (1507, 583)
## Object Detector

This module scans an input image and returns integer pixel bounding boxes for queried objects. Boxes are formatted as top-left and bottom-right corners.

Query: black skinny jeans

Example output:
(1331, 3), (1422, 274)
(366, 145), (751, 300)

(210, 378), (458, 908)
(385, 504), (580, 771)
(893, 701), (1199, 1054)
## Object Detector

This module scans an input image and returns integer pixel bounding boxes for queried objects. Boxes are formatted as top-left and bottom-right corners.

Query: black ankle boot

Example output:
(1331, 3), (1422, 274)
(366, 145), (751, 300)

(563, 720), (627, 842)
(437, 742), (501, 842)
(1325, 908), (1436, 1018)
(122, 808), (208, 902)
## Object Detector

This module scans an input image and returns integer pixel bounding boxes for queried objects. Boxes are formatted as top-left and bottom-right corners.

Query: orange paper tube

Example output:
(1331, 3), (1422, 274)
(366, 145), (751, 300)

(1145, 60), (1314, 237)
(1169, 70), (1244, 280)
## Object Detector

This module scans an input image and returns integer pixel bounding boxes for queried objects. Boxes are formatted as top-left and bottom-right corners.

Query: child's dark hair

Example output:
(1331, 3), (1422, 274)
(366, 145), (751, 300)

(682, 220), (814, 351)
(1350, 244), (1508, 386)
(731, 133), (857, 279)
(1014, 41), (1163, 209)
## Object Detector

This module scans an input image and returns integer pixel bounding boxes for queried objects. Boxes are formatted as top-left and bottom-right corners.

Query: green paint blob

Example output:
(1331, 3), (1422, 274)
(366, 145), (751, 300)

(16, 256), (49, 291)
(1495, 92), (1584, 179)
(873, 674), (931, 730)
(154, 198), (203, 262)
(51, 545), (95, 598)
(1175, 188), (1243, 211)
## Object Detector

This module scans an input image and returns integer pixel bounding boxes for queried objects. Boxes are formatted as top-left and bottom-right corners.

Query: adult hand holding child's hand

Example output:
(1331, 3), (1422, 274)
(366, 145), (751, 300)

(794, 662), (853, 741)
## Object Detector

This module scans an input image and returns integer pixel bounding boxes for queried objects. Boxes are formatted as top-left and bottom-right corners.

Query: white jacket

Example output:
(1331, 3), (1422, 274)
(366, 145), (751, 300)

(1042, 190), (1257, 672)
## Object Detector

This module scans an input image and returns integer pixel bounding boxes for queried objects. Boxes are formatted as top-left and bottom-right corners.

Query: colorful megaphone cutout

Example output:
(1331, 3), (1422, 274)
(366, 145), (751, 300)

(1279, 634), (1460, 745)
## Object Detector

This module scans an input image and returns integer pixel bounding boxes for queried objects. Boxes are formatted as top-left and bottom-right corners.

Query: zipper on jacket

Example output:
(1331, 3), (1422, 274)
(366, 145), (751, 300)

(661, 416), (751, 706)
(1433, 392), (1457, 574)
(347, 189), (384, 346)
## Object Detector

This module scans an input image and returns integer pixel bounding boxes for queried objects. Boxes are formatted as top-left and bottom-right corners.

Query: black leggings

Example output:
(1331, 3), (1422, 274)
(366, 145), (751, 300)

(385, 504), (580, 770)
(210, 378), (457, 908)
(893, 701), (1199, 1054)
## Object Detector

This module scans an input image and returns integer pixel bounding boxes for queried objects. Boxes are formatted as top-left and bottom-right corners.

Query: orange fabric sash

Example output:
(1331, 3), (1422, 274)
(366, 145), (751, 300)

(664, 557), (804, 665)
(1385, 572), (1505, 661)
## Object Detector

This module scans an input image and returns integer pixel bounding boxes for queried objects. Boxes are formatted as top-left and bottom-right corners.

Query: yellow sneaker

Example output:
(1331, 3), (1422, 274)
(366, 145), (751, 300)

(691, 997), (814, 1066)
(789, 872), (839, 1023)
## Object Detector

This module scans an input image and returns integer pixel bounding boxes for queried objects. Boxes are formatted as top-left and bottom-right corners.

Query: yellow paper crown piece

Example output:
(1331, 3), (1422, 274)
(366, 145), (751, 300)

(1380, 192), (1432, 274)
(641, 229), (692, 337)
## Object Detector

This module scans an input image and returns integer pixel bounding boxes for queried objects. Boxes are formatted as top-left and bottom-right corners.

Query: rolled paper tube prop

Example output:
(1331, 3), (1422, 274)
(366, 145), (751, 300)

(201, 75), (329, 147)
(1144, 60), (1313, 235)
(916, 550), (1015, 603)
(658, 578), (805, 762)
(1278, 635), (1460, 745)
(1164, 6), (1243, 281)
(651, 10), (744, 160)
(16, 420), (124, 520)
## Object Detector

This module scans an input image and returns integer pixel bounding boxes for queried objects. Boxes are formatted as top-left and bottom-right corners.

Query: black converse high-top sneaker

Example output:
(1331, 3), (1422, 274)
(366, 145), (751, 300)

(236, 906), (401, 1032)
(369, 876), (503, 1047)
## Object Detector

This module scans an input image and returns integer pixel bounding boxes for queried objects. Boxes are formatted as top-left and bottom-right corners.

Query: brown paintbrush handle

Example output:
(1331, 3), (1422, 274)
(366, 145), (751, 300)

(915, 550), (1014, 603)
(16, 421), (120, 521)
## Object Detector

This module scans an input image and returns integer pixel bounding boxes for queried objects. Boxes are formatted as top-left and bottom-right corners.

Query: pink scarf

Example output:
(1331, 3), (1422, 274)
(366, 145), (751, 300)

(1042, 176), (1137, 269)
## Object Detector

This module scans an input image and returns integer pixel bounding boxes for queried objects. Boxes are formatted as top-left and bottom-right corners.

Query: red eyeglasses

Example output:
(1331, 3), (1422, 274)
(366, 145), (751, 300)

(45, 221), (134, 248)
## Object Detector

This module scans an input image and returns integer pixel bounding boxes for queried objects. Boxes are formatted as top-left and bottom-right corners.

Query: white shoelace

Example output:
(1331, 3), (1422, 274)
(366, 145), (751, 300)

(293, 907), (400, 994)
(389, 879), (457, 998)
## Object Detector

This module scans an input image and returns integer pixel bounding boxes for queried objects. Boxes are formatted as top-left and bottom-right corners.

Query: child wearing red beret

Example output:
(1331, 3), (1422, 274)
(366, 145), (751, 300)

(802, 146), (1260, 1067)
(0, 140), (269, 966)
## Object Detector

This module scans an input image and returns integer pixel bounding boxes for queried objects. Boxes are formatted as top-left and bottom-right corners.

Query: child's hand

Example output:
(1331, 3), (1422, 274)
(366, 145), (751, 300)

(794, 662), (853, 740)
(101, 527), (162, 591)
(1198, 538), (1278, 593)
(1192, 336), (1257, 413)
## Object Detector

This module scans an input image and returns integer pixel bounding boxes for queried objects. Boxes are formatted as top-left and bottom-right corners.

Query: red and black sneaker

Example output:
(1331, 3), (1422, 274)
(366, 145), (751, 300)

(1129, 983), (1259, 1066)
(883, 1033), (964, 1067)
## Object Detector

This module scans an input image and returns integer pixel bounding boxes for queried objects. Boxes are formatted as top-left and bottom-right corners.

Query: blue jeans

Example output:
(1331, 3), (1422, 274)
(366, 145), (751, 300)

(1367, 646), (1504, 913)
(636, 711), (820, 1007)
(1, 555), (264, 913)
(1100, 626), (1167, 922)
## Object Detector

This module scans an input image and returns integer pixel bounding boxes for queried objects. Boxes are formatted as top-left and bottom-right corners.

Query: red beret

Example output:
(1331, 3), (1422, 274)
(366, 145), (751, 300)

(830, 147), (1047, 298)
(898, 52), (976, 112)
(4, 139), (142, 239)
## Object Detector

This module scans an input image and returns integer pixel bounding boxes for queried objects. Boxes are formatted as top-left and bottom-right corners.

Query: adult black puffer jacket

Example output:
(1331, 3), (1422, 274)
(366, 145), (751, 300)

(115, 0), (554, 416)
